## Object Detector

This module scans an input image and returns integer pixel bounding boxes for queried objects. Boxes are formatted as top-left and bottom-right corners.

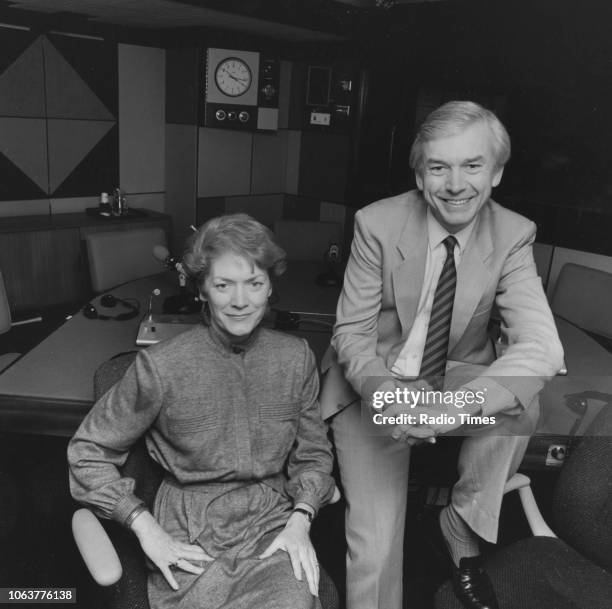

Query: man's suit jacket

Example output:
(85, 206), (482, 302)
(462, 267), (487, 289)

(321, 190), (564, 420)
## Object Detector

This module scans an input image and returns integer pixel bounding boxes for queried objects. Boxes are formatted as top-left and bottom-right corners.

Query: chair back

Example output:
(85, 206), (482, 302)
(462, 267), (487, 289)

(86, 228), (167, 294)
(273, 220), (343, 261)
(551, 263), (612, 339)
(553, 406), (612, 573)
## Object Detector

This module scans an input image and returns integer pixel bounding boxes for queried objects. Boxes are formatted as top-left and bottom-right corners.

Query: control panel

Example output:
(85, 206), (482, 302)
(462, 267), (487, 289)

(204, 48), (279, 131)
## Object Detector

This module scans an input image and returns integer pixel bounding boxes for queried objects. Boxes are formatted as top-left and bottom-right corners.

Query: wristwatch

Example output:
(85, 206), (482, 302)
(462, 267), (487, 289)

(292, 507), (314, 523)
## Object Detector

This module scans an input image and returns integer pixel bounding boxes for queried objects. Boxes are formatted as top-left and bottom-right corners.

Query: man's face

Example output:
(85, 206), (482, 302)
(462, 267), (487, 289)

(415, 122), (504, 233)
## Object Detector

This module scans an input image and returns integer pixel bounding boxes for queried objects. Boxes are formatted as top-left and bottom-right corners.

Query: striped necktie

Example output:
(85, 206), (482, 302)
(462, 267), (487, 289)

(419, 236), (457, 386)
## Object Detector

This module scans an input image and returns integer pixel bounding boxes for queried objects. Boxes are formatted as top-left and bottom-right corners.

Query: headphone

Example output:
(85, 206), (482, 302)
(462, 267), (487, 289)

(82, 294), (140, 321)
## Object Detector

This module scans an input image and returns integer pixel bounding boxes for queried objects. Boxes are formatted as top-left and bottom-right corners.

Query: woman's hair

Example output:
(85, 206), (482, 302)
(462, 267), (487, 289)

(182, 213), (287, 290)
(409, 100), (511, 172)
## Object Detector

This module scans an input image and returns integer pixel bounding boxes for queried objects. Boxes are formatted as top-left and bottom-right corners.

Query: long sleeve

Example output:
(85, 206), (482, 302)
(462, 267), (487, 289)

(474, 222), (564, 410)
(67, 349), (164, 523)
(285, 341), (335, 514)
(332, 209), (393, 395)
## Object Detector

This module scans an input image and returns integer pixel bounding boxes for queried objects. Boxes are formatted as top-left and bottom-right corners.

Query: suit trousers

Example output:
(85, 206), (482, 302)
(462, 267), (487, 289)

(329, 397), (539, 609)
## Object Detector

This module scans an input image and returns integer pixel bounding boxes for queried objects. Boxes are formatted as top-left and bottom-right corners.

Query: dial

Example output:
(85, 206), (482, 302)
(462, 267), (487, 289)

(214, 58), (252, 97)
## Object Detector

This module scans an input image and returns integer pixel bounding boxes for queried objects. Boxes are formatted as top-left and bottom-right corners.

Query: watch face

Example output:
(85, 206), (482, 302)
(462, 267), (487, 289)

(214, 58), (252, 97)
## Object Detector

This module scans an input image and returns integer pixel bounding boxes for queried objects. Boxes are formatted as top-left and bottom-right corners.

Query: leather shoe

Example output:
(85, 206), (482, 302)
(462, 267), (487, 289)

(452, 556), (499, 609)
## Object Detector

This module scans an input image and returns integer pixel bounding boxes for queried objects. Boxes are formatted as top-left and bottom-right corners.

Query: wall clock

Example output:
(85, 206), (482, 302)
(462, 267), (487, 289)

(214, 57), (252, 97)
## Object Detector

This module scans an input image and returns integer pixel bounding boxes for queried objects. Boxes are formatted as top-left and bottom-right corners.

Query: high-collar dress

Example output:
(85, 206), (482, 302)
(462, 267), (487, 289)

(68, 323), (335, 609)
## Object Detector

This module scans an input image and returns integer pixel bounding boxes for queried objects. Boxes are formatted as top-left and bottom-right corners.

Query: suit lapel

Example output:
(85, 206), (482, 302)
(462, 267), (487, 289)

(449, 214), (493, 352)
(392, 201), (428, 335)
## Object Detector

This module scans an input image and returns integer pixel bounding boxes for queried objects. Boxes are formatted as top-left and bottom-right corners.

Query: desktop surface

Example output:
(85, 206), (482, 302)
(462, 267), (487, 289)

(0, 262), (341, 435)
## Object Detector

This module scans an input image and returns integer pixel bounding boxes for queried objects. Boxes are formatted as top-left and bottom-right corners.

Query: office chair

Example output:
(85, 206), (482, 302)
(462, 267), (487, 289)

(434, 406), (612, 609)
(551, 262), (612, 350)
(72, 353), (341, 609)
(85, 227), (168, 294)
(0, 268), (20, 372)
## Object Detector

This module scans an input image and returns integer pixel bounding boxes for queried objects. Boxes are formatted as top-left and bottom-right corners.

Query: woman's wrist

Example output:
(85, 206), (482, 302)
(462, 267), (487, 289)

(125, 505), (151, 534)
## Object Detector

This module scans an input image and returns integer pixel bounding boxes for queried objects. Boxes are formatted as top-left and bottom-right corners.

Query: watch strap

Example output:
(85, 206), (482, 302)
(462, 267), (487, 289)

(292, 507), (313, 523)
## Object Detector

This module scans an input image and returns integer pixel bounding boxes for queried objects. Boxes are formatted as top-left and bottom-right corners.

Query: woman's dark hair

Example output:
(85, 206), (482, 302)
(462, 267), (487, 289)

(182, 213), (286, 291)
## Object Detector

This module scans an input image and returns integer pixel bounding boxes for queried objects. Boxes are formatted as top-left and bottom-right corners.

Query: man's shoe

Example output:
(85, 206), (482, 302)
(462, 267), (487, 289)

(452, 556), (499, 609)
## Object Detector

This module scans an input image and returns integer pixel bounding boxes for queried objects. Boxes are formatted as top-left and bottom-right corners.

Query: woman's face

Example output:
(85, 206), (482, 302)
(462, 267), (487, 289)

(201, 252), (272, 337)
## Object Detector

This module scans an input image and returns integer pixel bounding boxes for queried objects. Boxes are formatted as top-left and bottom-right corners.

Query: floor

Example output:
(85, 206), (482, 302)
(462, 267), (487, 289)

(0, 308), (559, 609)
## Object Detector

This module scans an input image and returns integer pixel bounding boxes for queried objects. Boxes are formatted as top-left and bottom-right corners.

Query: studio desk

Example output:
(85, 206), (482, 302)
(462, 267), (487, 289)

(0, 263), (610, 473)
(0, 262), (339, 437)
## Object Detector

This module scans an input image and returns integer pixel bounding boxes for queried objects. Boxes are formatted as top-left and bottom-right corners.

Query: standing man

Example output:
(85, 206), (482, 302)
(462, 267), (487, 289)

(321, 101), (563, 609)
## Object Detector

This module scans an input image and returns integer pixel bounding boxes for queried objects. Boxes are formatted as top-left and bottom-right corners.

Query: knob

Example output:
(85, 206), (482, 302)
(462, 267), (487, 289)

(215, 109), (226, 121)
(550, 446), (566, 461)
(238, 111), (249, 123)
(227, 111), (237, 121)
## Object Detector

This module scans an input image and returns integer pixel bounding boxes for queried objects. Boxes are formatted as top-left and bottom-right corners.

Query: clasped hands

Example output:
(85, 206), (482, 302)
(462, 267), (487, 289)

(374, 380), (464, 445)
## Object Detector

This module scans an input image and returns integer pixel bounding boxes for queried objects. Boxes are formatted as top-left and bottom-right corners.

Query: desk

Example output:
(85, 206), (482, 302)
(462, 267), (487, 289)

(539, 318), (612, 435)
(0, 261), (340, 436)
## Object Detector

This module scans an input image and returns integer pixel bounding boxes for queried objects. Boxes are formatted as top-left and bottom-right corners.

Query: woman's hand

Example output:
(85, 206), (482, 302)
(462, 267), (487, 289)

(130, 510), (213, 590)
(258, 512), (319, 596)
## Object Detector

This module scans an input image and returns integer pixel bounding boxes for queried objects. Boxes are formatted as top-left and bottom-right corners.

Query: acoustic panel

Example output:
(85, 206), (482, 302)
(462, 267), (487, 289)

(0, 33), (118, 202)
(298, 131), (349, 202)
(43, 37), (114, 120)
(197, 127), (252, 197)
(196, 197), (226, 226)
(0, 36), (45, 117)
(166, 123), (197, 247)
(0, 146), (47, 201)
(251, 131), (288, 194)
(283, 194), (321, 221)
(0, 118), (48, 192)
(48, 33), (117, 117)
(47, 120), (115, 193)
(118, 44), (165, 193)
(0, 198), (50, 218)
(225, 194), (284, 227)
(51, 125), (118, 199)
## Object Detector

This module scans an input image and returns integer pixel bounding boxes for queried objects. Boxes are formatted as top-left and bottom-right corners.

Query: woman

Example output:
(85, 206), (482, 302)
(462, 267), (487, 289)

(68, 214), (335, 609)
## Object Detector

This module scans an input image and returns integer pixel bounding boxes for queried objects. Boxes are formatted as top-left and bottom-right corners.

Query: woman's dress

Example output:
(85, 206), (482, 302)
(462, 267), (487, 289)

(68, 324), (335, 609)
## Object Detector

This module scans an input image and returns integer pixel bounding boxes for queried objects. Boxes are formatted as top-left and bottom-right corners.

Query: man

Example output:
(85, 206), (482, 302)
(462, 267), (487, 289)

(321, 101), (564, 609)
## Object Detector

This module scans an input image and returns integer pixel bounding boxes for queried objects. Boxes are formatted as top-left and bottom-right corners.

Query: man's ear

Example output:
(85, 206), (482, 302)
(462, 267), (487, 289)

(492, 166), (504, 188)
(415, 171), (424, 191)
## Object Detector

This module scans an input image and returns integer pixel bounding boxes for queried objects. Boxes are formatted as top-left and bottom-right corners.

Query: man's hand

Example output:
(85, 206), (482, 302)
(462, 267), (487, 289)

(130, 510), (212, 590)
(390, 423), (437, 445)
(259, 512), (319, 596)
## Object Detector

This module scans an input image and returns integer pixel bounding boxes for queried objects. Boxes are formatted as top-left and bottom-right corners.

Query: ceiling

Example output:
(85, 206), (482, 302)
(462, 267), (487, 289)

(0, 0), (447, 43)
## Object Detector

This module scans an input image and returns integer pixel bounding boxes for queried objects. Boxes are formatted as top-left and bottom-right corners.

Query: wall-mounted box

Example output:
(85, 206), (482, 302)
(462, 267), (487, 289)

(203, 48), (279, 131)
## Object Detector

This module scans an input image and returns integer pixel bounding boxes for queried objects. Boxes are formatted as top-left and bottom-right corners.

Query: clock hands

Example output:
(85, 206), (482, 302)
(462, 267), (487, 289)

(220, 69), (248, 85)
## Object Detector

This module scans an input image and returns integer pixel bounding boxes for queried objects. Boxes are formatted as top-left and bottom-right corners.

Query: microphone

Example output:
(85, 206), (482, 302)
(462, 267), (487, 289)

(152, 245), (179, 268)
(316, 243), (342, 287)
(147, 288), (161, 321)
(328, 244), (340, 263)
(151, 245), (200, 315)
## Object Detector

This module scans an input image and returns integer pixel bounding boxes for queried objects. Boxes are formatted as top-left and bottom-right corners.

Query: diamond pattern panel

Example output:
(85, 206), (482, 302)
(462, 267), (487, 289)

(42, 37), (114, 120)
(0, 118), (48, 192)
(47, 120), (115, 193)
(0, 37), (45, 117)
(0, 33), (118, 201)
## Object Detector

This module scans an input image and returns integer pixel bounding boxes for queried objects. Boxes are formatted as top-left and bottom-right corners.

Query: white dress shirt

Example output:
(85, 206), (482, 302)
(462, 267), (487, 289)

(391, 209), (475, 378)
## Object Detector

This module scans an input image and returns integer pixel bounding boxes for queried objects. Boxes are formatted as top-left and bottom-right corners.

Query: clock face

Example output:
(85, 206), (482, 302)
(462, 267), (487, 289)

(214, 58), (252, 97)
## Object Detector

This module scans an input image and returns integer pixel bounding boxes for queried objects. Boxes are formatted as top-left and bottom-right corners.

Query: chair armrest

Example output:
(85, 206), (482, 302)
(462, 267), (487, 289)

(503, 474), (557, 538)
(330, 485), (341, 504)
(72, 508), (123, 586)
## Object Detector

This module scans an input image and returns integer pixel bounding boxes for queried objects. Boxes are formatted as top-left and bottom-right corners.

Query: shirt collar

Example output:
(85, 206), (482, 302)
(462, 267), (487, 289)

(426, 208), (477, 254)
(204, 311), (261, 355)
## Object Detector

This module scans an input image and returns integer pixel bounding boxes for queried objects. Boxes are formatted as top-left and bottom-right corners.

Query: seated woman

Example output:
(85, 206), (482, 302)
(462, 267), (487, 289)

(68, 213), (335, 609)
